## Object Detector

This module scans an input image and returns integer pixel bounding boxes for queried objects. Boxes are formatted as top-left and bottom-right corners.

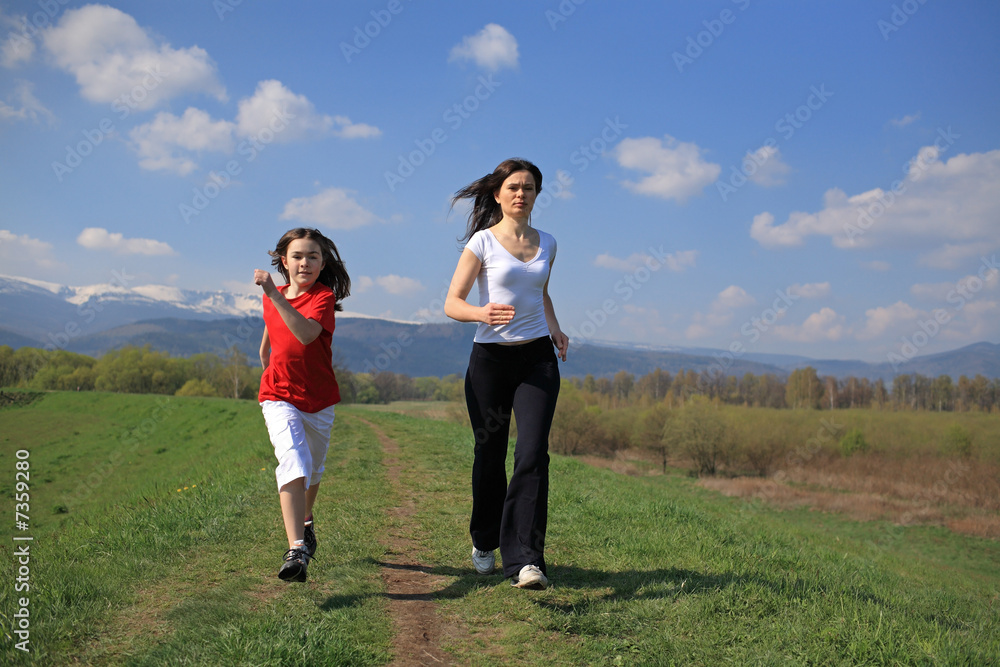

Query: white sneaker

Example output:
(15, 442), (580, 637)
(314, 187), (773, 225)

(472, 547), (495, 574)
(511, 564), (548, 590)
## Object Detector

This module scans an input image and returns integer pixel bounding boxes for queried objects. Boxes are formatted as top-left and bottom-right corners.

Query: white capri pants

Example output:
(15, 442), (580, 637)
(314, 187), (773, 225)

(260, 400), (336, 491)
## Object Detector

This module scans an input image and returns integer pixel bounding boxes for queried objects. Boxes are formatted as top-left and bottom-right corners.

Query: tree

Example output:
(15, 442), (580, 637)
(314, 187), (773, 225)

(663, 396), (730, 475)
(633, 404), (671, 473)
(785, 367), (822, 409)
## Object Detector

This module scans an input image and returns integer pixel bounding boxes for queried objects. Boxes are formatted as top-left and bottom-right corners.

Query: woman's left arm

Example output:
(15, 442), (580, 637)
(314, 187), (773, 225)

(543, 266), (568, 361)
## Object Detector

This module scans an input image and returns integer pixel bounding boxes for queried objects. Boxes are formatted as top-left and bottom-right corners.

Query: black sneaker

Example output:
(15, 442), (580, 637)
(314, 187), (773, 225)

(278, 547), (310, 582)
(303, 520), (316, 558)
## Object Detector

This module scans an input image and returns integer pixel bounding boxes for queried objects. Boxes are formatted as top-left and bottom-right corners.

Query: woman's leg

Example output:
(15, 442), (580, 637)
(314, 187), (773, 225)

(500, 344), (560, 578)
(465, 344), (516, 552)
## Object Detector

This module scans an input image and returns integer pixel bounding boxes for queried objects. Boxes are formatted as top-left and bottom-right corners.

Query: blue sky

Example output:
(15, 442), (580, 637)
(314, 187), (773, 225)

(1, 0), (999, 364)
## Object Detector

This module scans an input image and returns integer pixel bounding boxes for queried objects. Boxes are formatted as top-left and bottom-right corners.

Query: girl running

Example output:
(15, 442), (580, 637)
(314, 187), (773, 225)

(255, 227), (350, 582)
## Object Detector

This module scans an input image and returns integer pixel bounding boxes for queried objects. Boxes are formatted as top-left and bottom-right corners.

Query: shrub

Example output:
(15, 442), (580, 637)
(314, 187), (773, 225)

(175, 379), (219, 397)
(663, 396), (731, 476)
(941, 424), (974, 459)
(838, 428), (869, 457)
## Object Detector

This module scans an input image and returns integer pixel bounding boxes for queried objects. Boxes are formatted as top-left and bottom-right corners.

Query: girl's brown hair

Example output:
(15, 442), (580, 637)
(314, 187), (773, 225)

(451, 158), (543, 242)
(268, 228), (351, 311)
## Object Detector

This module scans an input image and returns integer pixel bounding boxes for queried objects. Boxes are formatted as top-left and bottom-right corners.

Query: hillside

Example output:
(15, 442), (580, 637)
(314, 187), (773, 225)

(3, 275), (999, 380)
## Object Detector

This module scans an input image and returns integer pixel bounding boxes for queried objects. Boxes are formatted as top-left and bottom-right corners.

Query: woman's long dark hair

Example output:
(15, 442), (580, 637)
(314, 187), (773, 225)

(451, 158), (543, 242)
(269, 228), (351, 311)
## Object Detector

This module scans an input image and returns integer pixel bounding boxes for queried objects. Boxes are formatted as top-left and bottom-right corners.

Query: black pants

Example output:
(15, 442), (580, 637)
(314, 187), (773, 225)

(465, 338), (560, 578)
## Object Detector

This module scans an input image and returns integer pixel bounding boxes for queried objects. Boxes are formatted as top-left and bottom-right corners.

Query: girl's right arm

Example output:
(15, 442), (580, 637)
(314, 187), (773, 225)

(444, 248), (514, 325)
(259, 325), (270, 369)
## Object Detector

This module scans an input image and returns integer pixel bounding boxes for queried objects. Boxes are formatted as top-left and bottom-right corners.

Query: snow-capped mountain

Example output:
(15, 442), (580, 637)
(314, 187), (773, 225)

(0, 274), (262, 341)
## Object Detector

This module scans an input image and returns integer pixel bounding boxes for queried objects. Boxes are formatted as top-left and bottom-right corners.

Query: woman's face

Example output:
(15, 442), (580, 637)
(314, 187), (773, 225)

(494, 170), (537, 220)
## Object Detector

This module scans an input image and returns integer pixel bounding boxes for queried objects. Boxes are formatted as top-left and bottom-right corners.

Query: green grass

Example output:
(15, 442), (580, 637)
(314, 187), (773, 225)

(1, 392), (998, 665)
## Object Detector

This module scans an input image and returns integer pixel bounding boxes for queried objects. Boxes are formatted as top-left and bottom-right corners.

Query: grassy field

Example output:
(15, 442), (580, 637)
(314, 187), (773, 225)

(1, 391), (998, 665)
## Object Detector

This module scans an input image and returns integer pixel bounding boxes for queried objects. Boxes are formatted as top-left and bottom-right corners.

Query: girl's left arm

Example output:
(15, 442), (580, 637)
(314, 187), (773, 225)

(543, 268), (568, 361)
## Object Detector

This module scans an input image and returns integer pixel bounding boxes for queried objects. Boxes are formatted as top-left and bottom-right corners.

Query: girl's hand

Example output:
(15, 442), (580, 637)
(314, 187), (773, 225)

(254, 269), (277, 296)
(481, 302), (515, 326)
(551, 330), (569, 361)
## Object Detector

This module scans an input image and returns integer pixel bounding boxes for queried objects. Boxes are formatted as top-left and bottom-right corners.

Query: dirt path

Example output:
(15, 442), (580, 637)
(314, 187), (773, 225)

(357, 417), (456, 666)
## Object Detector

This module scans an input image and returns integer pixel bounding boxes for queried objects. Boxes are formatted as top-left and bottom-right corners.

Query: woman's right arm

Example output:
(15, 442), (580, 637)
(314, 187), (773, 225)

(444, 248), (514, 325)
(259, 325), (270, 369)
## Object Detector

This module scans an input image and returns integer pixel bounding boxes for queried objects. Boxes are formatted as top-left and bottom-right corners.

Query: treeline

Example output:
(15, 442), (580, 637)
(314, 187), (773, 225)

(0, 345), (463, 405)
(569, 366), (1000, 413)
(3, 345), (998, 412)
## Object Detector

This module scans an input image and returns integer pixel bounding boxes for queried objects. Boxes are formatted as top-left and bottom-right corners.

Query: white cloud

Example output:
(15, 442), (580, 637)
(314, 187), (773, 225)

(77, 227), (175, 255)
(745, 144), (790, 187)
(448, 23), (518, 70)
(235, 80), (379, 141)
(773, 308), (848, 342)
(0, 230), (60, 275)
(353, 274), (422, 296)
(376, 275), (423, 295)
(0, 80), (55, 124)
(331, 114), (381, 139)
(614, 135), (720, 202)
(126, 81), (377, 174)
(787, 282), (831, 299)
(686, 285), (755, 339)
(42, 5), (226, 109)
(863, 260), (891, 272)
(280, 187), (382, 230)
(594, 248), (697, 273)
(749, 145), (1000, 267)
(594, 252), (650, 272)
(129, 108), (235, 175)
(1, 13), (35, 67)
(857, 301), (921, 340)
(890, 112), (920, 128)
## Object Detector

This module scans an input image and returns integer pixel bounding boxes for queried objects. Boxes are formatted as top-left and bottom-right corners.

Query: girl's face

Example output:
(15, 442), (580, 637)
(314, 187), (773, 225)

(281, 238), (325, 290)
(494, 170), (537, 220)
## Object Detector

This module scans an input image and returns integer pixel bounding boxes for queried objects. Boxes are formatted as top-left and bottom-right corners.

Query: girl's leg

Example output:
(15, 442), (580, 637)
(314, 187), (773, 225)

(465, 344), (515, 552)
(500, 345), (560, 578)
(304, 482), (321, 519)
(279, 477), (307, 549)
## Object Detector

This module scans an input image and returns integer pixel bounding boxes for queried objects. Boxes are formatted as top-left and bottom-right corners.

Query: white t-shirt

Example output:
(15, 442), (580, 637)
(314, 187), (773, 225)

(465, 227), (556, 344)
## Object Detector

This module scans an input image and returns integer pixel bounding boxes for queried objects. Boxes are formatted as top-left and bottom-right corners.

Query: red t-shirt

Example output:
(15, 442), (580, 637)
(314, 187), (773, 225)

(258, 282), (341, 412)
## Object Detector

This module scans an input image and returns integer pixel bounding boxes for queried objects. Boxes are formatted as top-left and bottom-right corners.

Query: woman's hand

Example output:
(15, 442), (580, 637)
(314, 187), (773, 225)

(481, 302), (515, 326)
(550, 329), (569, 361)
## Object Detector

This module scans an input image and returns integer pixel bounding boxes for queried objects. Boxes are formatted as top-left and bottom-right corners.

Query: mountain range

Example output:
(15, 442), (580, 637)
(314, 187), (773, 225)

(2, 274), (998, 381)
